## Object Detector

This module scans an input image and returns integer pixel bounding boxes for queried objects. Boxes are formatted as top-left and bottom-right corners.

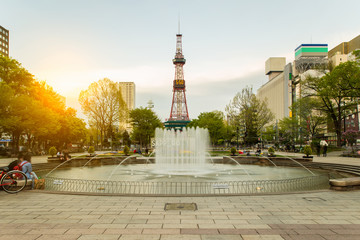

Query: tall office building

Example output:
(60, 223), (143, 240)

(257, 57), (292, 122)
(118, 82), (135, 111)
(118, 82), (135, 132)
(328, 35), (360, 59)
(0, 25), (9, 57)
(328, 34), (360, 66)
(257, 44), (328, 123)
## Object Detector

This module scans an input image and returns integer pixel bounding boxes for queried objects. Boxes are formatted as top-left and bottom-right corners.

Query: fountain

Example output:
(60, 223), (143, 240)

(41, 127), (330, 195)
(153, 127), (209, 175)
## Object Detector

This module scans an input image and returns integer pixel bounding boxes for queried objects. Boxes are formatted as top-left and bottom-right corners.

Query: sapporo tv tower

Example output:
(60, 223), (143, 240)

(164, 26), (191, 130)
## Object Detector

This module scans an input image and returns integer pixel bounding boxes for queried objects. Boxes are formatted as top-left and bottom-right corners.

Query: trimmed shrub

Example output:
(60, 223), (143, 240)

(268, 147), (275, 156)
(49, 146), (57, 157)
(124, 145), (130, 156)
(303, 145), (312, 157)
(88, 146), (95, 154)
(230, 147), (237, 155)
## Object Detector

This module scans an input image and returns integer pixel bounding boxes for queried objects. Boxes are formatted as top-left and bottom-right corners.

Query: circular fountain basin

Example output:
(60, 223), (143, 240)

(40, 162), (330, 195)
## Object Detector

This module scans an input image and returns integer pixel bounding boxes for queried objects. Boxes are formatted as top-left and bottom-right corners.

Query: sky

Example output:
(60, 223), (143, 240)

(1, 0), (360, 121)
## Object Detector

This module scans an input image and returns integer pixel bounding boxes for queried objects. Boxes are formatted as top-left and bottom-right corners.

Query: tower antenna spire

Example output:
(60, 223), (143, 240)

(178, 14), (181, 34)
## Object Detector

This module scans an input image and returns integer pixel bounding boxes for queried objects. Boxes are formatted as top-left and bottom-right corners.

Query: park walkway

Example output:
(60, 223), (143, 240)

(0, 189), (360, 239)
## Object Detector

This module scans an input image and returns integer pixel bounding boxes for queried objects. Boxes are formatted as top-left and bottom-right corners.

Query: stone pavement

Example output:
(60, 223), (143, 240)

(0, 190), (360, 239)
(277, 150), (360, 166)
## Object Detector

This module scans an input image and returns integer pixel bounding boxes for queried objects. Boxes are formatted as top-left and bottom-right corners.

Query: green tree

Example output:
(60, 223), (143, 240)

(281, 98), (326, 145)
(0, 55), (85, 154)
(188, 111), (226, 146)
(79, 78), (127, 149)
(262, 125), (276, 143)
(302, 61), (360, 146)
(122, 130), (131, 147)
(130, 107), (163, 147)
(226, 86), (274, 146)
(0, 56), (37, 151)
(279, 116), (298, 145)
(353, 50), (360, 61)
(0, 56), (34, 94)
(0, 82), (16, 138)
(56, 108), (87, 150)
(293, 97), (326, 139)
(22, 97), (60, 151)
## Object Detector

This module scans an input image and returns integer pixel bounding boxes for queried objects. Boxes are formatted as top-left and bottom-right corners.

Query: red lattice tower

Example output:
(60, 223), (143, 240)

(169, 33), (189, 121)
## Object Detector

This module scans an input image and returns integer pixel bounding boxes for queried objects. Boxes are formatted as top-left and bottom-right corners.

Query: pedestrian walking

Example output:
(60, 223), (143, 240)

(320, 140), (328, 157)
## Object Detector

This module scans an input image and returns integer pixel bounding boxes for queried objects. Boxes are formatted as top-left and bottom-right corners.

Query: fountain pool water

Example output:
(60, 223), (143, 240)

(42, 127), (330, 195)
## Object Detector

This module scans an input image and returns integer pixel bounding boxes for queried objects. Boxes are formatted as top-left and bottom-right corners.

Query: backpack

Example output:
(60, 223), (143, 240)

(13, 161), (28, 179)
(14, 161), (28, 171)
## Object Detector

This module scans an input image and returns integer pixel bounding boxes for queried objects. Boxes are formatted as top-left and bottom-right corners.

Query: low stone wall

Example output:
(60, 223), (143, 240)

(329, 177), (360, 191)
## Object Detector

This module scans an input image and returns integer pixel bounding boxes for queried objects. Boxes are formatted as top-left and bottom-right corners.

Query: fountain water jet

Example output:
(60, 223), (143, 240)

(154, 127), (209, 175)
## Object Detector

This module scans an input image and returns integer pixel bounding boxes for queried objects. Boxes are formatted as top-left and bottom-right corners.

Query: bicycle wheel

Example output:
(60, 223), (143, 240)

(1, 170), (27, 193)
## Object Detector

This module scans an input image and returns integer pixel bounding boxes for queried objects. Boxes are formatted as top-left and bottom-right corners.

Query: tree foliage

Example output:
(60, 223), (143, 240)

(279, 97), (326, 145)
(0, 55), (86, 154)
(278, 116), (298, 145)
(353, 50), (360, 61)
(188, 111), (227, 146)
(226, 86), (274, 146)
(302, 61), (360, 146)
(129, 107), (163, 147)
(79, 78), (127, 148)
(122, 130), (131, 147)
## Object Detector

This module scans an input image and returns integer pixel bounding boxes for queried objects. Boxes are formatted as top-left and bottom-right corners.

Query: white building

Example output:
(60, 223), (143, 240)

(257, 57), (292, 123)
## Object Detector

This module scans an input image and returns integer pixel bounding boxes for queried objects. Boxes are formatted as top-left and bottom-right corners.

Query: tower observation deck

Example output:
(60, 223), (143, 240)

(164, 33), (190, 130)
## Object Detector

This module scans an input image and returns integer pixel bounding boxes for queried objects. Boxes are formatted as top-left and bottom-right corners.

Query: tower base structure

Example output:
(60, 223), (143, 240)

(164, 119), (190, 131)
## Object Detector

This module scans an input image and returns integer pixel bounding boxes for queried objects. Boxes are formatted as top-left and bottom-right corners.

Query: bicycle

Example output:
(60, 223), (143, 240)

(0, 166), (27, 194)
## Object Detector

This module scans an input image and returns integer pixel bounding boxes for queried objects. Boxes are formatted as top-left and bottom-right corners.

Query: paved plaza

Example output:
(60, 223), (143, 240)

(0, 151), (359, 239)
(1, 190), (360, 240)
